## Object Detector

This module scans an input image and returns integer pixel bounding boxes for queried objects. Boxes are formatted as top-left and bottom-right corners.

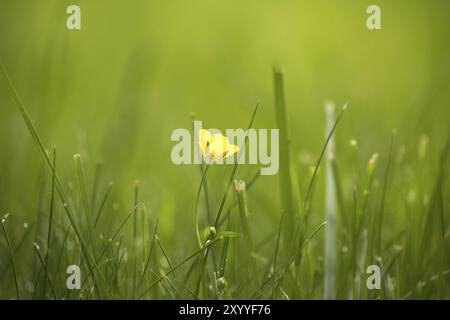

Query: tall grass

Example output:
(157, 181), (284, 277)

(324, 102), (337, 300)
(0, 60), (449, 300)
(273, 69), (295, 251)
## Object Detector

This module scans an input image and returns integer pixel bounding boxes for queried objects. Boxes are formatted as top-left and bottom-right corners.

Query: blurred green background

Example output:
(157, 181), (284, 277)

(0, 0), (449, 298)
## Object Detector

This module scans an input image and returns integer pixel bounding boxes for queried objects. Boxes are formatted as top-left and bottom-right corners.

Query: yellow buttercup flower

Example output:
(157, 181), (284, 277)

(199, 129), (240, 160)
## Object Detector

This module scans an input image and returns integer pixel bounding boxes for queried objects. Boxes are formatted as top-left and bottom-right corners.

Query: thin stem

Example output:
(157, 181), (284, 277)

(43, 147), (56, 297)
(194, 164), (210, 247)
(1, 215), (20, 299)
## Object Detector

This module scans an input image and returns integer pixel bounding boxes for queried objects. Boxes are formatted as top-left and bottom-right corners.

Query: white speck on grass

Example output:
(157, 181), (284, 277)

(418, 134), (429, 159)
(298, 151), (313, 165)
(407, 190), (417, 203)
(119, 248), (128, 262)
(1, 212), (10, 222)
(417, 281), (426, 289)
(430, 275), (439, 282)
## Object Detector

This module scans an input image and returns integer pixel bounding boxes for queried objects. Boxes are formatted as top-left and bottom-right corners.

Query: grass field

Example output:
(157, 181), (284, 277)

(0, 0), (449, 299)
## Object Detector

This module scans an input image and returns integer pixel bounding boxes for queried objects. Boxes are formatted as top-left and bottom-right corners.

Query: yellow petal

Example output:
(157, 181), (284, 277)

(199, 129), (211, 155)
(209, 133), (228, 159)
(224, 144), (240, 158)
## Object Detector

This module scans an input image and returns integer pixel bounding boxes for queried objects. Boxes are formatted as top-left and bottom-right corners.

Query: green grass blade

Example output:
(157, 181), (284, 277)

(94, 182), (113, 228)
(272, 210), (284, 299)
(90, 160), (103, 213)
(374, 129), (396, 255)
(234, 180), (258, 290)
(80, 204), (140, 289)
(192, 114), (212, 225)
(33, 243), (57, 299)
(194, 164), (210, 247)
(0, 62), (106, 295)
(213, 101), (260, 229)
(1, 214), (20, 299)
(139, 219), (159, 289)
(133, 180), (139, 293)
(137, 238), (221, 299)
(0, 222), (34, 281)
(273, 69), (295, 246)
(73, 153), (96, 254)
(43, 147), (56, 297)
(324, 102), (337, 300)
